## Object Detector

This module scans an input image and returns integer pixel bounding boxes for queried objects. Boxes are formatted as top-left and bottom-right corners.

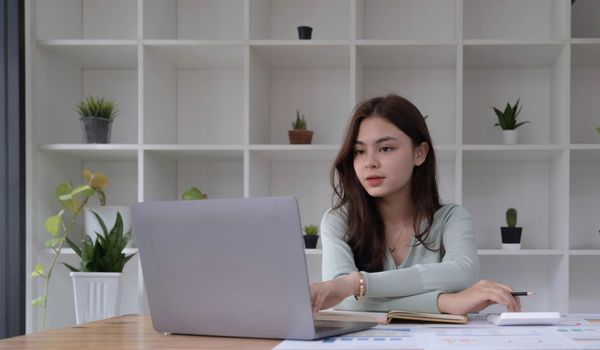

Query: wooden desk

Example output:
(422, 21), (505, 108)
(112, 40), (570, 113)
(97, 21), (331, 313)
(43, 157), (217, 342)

(0, 315), (280, 349)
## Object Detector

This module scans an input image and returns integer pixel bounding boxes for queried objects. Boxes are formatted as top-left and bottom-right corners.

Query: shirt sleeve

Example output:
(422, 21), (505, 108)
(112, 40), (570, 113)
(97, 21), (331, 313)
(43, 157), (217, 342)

(334, 291), (445, 314)
(321, 206), (480, 300)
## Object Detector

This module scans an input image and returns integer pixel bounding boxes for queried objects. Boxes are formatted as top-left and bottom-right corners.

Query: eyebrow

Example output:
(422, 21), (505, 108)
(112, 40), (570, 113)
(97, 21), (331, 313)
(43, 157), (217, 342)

(355, 136), (398, 145)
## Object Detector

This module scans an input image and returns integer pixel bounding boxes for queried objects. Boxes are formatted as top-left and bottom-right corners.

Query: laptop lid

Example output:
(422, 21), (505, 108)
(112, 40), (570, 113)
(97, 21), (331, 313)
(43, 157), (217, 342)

(132, 196), (372, 340)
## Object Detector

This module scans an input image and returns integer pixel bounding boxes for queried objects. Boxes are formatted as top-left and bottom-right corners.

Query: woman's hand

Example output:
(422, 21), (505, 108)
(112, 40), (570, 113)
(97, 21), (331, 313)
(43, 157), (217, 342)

(437, 279), (521, 315)
(310, 272), (360, 313)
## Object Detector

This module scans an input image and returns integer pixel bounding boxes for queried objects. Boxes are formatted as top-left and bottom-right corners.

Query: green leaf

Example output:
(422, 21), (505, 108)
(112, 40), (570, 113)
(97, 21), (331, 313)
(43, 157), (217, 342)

(56, 182), (73, 204)
(514, 121), (530, 129)
(58, 193), (72, 202)
(45, 238), (63, 248)
(45, 215), (63, 237)
(91, 211), (109, 237)
(62, 262), (80, 272)
(182, 187), (207, 200)
(32, 297), (46, 307)
(71, 184), (95, 197)
(65, 236), (82, 258)
(31, 263), (45, 278)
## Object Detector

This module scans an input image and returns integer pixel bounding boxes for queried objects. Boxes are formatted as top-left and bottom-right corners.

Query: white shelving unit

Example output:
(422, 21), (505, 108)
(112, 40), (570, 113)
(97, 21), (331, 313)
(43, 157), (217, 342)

(26, 0), (600, 332)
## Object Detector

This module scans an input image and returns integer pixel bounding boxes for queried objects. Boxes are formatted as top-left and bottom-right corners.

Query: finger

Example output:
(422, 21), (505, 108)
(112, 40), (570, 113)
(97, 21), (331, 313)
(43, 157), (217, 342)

(514, 295), (522, 312)
(483, 283), (520, 312)
(310, 284), (323, 312)
(496, 288), (519, 312)
(313, 288), (328, 313)
(481, 287), (512, 309)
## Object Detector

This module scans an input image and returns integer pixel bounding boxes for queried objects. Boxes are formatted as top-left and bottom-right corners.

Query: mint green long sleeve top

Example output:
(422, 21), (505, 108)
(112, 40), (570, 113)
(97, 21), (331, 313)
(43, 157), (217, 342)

(320, 204), (480, 313)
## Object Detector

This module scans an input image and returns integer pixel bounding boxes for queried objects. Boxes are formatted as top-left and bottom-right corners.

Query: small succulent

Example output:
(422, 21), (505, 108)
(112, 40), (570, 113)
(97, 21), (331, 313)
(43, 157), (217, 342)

(75, 96), (118, 120)
(182, 187), (208, 200)
(292, 110), (307, 130)
(506, 208), (518, 228)
(304, 225), (319, 236)
(492, 98), (529, 130)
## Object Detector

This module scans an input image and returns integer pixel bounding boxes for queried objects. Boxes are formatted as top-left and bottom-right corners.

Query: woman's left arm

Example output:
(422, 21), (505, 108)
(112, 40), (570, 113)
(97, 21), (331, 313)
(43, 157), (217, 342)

(362, 206), (480, 298)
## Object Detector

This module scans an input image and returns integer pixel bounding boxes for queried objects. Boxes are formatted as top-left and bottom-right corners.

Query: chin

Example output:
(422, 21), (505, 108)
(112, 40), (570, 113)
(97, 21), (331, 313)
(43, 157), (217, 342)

(365, 188), (387, 198)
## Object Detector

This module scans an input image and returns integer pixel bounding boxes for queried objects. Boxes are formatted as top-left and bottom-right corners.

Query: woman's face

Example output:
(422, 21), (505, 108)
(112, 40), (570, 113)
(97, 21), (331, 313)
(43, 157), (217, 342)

(352, 116), (428, 200)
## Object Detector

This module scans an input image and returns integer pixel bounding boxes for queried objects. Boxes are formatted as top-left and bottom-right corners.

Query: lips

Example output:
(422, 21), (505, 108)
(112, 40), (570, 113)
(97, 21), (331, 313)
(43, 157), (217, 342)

(366, 176), (385, 186)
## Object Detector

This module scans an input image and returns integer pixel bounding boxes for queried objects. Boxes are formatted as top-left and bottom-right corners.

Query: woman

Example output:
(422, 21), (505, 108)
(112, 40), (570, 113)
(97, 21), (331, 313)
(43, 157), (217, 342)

(310, 94), (521, 315)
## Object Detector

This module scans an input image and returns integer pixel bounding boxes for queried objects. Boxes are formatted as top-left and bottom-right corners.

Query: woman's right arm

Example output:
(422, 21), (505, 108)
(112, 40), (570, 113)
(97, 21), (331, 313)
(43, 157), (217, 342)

(320, 208), (360, 281)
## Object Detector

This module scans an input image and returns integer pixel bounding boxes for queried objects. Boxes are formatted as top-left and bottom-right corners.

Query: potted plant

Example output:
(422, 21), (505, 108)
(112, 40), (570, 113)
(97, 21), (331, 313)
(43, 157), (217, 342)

(182, 186), (208, 200)
(492, 98), (529, 145)
(303, 224), (319, 249)
(288, 110), (314, 144)
(297, 26), (313, 40)
(76, 96), (118, 143)
(64, 211), (135, 325)
(82, 169), (133, 248)
(30, 173), (106, 330)
(501, 208), (523, 250)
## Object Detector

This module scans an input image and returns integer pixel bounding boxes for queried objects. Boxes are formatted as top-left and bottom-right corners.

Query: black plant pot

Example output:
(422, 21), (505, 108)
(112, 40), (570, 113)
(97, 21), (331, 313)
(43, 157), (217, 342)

(500, 227), (522, 249)
(81, 117), (113, 143)
(303, 235), (319, 249)
(297, 26), (313, 40)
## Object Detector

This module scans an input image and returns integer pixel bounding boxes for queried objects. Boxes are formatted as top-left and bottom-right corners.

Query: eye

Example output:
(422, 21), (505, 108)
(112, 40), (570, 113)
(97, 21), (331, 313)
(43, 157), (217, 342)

(354, 149), (365, 156)
(379, 146), (394, 153)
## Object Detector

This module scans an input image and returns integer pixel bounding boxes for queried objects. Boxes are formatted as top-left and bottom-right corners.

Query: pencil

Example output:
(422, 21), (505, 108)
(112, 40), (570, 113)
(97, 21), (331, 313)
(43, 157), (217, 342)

(511, 291), (535, 296)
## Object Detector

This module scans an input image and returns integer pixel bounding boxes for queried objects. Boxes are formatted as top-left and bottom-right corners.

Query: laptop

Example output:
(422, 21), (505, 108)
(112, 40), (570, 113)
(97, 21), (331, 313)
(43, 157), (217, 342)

(131, 196), (376, 340)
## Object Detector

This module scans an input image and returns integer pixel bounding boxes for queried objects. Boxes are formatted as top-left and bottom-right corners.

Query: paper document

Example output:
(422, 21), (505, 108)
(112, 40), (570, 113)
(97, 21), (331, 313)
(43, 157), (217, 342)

(425, 327), (580, 350)
(553, 325), (600, 349)
(274, 324), (583, 350)
(273, 325), (425, 350)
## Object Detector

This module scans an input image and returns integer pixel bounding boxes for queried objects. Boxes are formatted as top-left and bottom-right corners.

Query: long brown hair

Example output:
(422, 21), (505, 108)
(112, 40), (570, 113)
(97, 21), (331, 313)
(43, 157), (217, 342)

(331, 94), (442, 272)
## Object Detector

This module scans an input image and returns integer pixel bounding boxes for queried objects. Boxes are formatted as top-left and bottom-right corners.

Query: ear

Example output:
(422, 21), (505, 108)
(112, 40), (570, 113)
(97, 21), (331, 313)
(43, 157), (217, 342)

(414, 142), (429, 166)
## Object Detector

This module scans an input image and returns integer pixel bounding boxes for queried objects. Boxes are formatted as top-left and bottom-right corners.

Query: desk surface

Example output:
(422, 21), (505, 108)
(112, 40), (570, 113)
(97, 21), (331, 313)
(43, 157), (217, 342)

(0, 315), (280, 350)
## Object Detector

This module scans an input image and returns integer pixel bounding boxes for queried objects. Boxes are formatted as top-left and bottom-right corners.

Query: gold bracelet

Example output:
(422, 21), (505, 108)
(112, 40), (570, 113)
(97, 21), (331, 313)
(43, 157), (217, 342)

(354, 272), (366, 301)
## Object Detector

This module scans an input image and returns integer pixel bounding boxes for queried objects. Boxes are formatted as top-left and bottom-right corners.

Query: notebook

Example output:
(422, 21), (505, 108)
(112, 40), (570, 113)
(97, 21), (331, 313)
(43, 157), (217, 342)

(316, 310), (468, 324)
(131, 196), (376, 340)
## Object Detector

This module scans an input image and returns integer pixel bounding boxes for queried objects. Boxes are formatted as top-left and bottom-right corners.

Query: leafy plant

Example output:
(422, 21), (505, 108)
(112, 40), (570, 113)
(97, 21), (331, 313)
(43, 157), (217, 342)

(304, 225), (319, 236)
(292, 110), (307, 130)
(75, 96), (118, 120)
(82, 169), (109, 205)
(64, 211), (135, 273)
(506, 208), (518, 228)
(30, 169), (110, 330)
(182, 187), (208, 200)
(596, 126), (600, 135)
(492, 98), (529, 130)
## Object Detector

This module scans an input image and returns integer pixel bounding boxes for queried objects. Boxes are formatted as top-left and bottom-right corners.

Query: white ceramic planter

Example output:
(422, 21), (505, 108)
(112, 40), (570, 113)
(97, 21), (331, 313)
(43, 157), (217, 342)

(502, 130), (518, 145)
(84, 205), (133, 246)
(501, 243), (522, 250)
(71, 272), (122, 325)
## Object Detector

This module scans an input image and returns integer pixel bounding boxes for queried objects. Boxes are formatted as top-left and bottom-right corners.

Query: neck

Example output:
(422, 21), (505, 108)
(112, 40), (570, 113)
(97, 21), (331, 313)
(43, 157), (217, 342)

(376, 186), (414, 229)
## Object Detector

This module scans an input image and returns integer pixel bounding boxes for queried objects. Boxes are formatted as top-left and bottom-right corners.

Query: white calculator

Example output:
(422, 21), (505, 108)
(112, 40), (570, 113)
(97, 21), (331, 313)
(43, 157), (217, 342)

(487, 312), (561, 326)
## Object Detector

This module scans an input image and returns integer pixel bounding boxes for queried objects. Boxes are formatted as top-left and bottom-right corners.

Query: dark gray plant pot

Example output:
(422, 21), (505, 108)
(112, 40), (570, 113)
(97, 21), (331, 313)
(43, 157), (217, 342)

(501, 227), (522, 249)
(303, 235), (319, 249)
(297, 26), (313, 40)
(81, 117), (113, 143)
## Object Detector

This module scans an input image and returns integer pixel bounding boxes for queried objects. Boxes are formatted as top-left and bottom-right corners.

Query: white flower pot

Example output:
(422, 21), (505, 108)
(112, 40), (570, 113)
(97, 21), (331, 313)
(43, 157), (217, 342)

(84, 205), (133, 247)
(71, 272), (122, 325)
(501, 243), (522, 250)
(502, 130), (518, 145)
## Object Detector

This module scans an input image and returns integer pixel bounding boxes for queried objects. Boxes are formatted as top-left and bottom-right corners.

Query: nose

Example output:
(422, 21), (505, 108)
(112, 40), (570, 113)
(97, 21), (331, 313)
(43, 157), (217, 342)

(365, 151), (379, 169)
